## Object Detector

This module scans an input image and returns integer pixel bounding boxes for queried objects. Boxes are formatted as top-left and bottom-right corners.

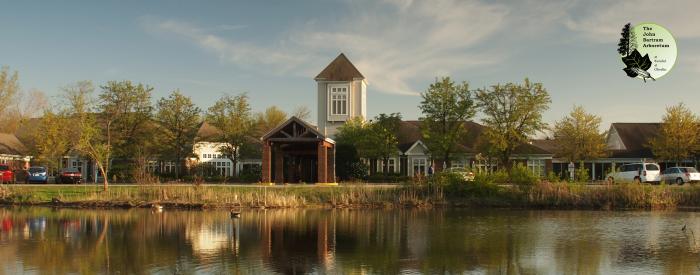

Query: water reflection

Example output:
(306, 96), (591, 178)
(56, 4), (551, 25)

(1, 207), (700, 274)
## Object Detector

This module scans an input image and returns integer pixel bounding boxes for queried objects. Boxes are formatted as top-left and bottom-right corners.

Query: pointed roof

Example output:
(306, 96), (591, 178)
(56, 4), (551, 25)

(607, 122), (661, 158)
(262, 117), (334, 144)
(315, 53), (365, 81)
(0, 133), (28, 156)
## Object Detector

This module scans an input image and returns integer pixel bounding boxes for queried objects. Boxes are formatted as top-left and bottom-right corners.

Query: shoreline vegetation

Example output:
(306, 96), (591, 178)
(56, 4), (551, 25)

(2, 179), (700, 211)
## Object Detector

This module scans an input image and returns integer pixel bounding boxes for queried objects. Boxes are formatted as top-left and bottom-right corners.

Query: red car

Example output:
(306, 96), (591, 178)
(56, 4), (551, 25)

(58, 168), (82, 184)
(0, 164), (15, 183)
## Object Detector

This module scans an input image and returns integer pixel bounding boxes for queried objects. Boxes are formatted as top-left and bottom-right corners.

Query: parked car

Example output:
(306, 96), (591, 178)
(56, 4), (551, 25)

(57, 168), (82, 184)
(446, 167), (475, 181)
(661, 167), (700, 185)
(0, 164), (14, 184)
(606, 162), (661, 184)
(26, 166), (49, 184)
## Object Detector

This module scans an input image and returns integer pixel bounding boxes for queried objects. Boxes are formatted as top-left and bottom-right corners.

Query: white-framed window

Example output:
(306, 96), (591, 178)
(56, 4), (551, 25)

(163, 162), (176, 174)
(329, 84), (349, 116)
(215, 161), (230, 176)
(388, 158), (396, 174)
(527, 159), (546, 177)
(146, 161), (159, 173)
(412, 158), (426, 177)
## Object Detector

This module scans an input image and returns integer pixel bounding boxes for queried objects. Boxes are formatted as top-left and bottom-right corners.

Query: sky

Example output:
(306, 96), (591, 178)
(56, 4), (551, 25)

(2, 0), (700, 135)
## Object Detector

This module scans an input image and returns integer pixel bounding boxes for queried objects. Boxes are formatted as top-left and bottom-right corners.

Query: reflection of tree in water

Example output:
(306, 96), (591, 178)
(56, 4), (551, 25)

(3, 208), (700, 273)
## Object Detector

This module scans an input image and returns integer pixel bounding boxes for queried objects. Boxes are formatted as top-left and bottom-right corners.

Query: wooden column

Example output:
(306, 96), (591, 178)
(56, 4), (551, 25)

(274, 145), (284, 184)
(328, 145), (335, 183)
(262, 141), (272, 183)
(317, 142), (328, 183)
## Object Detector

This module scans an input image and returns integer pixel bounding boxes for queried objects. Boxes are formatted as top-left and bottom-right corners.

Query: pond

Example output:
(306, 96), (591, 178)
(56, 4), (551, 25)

(1, 207), (699, 274)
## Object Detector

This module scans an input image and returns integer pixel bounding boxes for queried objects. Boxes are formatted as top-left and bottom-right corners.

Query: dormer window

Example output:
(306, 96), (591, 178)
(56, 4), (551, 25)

(329, 84), (348, 116)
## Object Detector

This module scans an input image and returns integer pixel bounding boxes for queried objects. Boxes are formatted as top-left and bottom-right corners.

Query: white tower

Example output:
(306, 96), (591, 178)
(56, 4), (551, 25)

(314, 53), (367, 137)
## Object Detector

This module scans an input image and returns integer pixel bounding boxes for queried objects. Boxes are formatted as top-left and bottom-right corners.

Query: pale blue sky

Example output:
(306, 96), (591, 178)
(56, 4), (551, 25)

(2, 0), (699, 134)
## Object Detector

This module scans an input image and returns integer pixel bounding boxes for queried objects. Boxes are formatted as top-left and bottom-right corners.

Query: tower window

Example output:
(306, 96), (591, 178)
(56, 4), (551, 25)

(329, 84), (348, 116)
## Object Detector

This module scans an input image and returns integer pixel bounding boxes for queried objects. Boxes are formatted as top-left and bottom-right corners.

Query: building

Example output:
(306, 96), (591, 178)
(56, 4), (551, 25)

(0, 133), (31, 169)
(188, 121), (262, 178)
(259, 53), (555, 183)
(531, 122), (686, 181)
(315, 53), (367, 137)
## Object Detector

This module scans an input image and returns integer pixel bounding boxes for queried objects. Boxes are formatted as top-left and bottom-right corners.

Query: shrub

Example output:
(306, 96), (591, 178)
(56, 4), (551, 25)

(509, 163), (539, 185)
(575, 161), (590, 182)
(546, 171), (561, 183)
(239, 165), (262, 182)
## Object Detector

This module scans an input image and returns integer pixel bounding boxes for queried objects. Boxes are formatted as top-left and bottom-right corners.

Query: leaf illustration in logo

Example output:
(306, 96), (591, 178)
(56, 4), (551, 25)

(622, 67), (638, 78)
(621, 49), (652, 70)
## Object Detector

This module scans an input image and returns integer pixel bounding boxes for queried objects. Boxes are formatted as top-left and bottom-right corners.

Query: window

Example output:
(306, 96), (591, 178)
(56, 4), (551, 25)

(388, 158), (396, 174)
(527, 159), (546, 177)
(329, 85), (348, 116)
(645, 164), (659, 171)
(412, 158), (426, 176)
(163, 162), (175, 174)
(215, 161), (230, 176)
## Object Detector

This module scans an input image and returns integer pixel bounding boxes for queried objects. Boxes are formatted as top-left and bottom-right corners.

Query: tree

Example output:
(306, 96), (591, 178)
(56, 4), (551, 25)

(98, 81), (154, 159)
(475, 78), (551, 168)
(649, 103), (700, 165)
(0, 66), (19, 116)
(552, 106), (607, 162)
(155, 90), (201, 179)
(291, 106), (311, 121)
(205, 93), (255, 178)
(370, 113), (401, 174)
(336, 114), (400, 175)
(63, 81), (111, 190)
(419, 77), (476, 171)
(0, 66), (20, 133)
(33, 108), (71, 174)
(254, 106), (287, 136)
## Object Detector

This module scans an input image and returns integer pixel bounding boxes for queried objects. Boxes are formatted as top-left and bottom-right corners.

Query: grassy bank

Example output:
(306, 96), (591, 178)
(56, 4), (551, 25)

(0, 184), (441, 209)
(1, 182), (700, 210)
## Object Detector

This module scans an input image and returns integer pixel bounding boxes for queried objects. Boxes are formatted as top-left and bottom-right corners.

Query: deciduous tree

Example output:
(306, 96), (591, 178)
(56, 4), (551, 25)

(291, 106), (311, 121)
(649, 103), (700, 165)
(254, 106), (287, 136)
(155, 90), (201, 179)
(475, 78), (551, 168)
(419, 77), (476, 171)
(63, 81), (111, 190)
(553, 106), (607, 162)
(98, 80), (154, 165)
(33, 108), (71, 174)
(206, 93), (255, 177)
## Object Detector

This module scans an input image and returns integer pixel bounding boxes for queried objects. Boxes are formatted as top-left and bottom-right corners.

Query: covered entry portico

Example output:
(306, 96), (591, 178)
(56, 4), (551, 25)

(261, 117), (336, 185)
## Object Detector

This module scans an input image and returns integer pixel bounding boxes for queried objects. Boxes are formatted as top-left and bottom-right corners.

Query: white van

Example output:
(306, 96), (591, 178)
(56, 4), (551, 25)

(606, 163), (661, 184)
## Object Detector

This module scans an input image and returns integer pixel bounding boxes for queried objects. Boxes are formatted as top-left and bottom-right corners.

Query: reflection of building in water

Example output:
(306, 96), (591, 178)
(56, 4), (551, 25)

(257, 210), (336, 274)
(186, 222), (240, 258)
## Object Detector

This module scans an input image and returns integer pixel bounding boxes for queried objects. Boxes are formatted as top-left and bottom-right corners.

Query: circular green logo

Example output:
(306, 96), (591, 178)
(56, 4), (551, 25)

(618, 23), (677, 82)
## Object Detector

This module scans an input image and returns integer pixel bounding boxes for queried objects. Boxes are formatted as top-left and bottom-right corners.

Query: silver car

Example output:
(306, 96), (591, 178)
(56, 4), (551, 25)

(661, 167), (700, 185)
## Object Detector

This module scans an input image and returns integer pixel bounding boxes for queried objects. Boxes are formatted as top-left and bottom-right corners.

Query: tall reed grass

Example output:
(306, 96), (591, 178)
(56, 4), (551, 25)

(2, 181), (700, 210)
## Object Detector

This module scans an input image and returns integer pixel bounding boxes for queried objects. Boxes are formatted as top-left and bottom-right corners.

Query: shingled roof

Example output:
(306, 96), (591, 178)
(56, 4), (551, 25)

(314, 53), (365, 81)
(608, 123), (661, 158)
(395, 120), (551, 155)
(0, 133), (28, 156)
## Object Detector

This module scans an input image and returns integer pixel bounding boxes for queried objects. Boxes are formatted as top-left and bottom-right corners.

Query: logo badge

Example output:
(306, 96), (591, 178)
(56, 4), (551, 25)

(618, 23), (677, 82)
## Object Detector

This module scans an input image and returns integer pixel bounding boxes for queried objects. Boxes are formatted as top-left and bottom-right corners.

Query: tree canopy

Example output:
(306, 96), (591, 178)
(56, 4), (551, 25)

(205, 93), (255, 177)
(155, 90), (201, 178)
(553, 106), (607, 162)
(475, 78), (551, 168)
(649, 103), (700, 165)
(419, 77), (476, 170)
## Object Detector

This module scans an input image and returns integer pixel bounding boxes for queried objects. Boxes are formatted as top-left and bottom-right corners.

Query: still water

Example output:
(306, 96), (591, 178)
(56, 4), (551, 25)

(1, 207), (700, 274)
